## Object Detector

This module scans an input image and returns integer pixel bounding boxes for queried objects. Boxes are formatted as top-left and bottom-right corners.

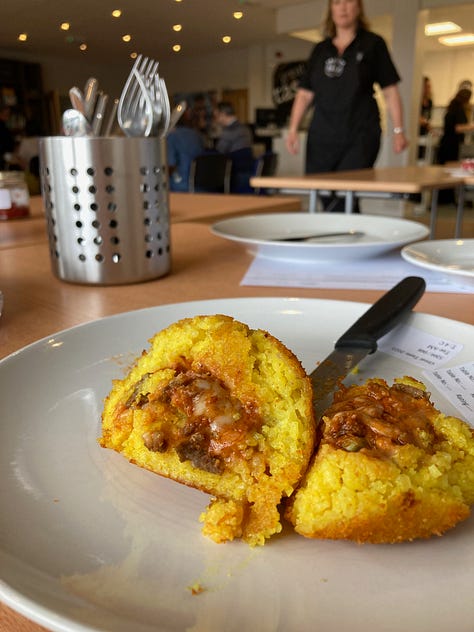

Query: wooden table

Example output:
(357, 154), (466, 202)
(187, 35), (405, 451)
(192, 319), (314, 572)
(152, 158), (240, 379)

(0, 192), (302, 251)
(1, 207), (473, 631)
(251, 165), (466, 238)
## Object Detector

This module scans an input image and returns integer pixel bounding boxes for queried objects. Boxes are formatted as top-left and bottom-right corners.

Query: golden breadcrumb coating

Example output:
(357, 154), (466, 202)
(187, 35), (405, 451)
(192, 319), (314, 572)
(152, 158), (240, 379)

(286, 377), (474, 543)
(100, 314), (315, 546)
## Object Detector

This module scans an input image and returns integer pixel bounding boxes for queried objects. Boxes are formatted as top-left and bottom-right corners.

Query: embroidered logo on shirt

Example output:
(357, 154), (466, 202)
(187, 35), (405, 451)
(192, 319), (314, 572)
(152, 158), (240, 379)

(324, 57), (346, 78)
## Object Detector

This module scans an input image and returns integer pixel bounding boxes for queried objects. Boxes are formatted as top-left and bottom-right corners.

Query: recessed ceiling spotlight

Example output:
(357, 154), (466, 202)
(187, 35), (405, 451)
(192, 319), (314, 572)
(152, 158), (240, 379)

(112, 9), (122, 18)
(173, 24), (182, 32)
(425, 21), (461, 36)
(18, 33), (28, 42)
(222, 35), (231, 44)
(122, 34), (132, 42)
(60, 22), (70, 31)
(233, 12), (243, 19)
(79, 43), (87, 51)
(173, 44), (181, 52)
(130, 51), (138, 59)
(439, 33), (474, 46)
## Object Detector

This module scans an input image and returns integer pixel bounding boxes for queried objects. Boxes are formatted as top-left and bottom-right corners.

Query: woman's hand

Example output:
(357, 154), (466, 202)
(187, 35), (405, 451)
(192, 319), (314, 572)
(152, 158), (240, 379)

(285, 129), (300, 155)
(393, 131), (408, 154)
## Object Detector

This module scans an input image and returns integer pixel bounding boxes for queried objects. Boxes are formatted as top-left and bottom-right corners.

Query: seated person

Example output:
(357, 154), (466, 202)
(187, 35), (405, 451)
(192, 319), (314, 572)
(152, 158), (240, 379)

(166, 107), (205, 192)
(215, 102), (254, 193)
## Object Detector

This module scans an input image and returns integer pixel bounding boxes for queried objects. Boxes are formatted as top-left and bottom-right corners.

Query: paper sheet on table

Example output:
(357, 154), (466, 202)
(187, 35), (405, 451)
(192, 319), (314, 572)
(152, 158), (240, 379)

(241, 251), (474, 293)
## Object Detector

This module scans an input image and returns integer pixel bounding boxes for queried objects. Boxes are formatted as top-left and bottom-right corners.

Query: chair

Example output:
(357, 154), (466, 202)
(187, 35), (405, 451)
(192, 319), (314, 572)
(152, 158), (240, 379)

(228, 147), (255, 194)
(188, 153), (231, 193)
(253, 152), (279, 194)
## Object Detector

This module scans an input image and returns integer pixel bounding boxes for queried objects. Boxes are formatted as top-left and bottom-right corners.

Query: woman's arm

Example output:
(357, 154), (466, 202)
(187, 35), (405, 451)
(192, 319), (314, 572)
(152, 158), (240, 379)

(382, 84), (409, 154)
(455, 121), (474, 134)
(285, 88), (314, 155)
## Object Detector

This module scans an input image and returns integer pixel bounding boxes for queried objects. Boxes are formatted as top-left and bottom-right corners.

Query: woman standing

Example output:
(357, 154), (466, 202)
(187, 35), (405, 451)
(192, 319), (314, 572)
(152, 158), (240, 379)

(437, 87), (474, 165)
(285, 0), (407, 212)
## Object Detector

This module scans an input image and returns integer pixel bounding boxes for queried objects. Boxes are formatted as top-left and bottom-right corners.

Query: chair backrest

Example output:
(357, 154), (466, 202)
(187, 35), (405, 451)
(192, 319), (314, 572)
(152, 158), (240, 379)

(255, 152), (278, 178)
(188, 153), (231, 193)
(253, 152), (278, 194)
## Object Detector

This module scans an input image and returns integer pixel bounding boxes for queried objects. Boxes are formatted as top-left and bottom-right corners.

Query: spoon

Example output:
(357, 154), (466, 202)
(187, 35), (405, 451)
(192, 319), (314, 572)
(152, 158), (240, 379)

(83, 77), (99, 122)
(271, 230), (365, 242)
(69, 87), (86, 115)
(62, 109), (93, 137)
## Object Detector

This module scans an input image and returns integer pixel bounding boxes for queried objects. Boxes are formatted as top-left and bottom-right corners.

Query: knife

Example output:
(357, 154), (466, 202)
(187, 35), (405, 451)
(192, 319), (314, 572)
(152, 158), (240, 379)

(310, 276), (426, 419)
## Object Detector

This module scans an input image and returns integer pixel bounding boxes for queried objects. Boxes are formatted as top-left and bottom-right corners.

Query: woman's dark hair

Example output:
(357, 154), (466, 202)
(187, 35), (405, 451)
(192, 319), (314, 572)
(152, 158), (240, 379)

(322, 0), (370, 39)
(448, 88), (472, 112)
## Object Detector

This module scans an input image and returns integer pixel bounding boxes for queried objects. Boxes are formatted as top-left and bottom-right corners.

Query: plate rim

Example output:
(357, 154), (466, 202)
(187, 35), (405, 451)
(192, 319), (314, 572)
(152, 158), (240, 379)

(1, 296), (473, 632)
(401, 239), (474, 278)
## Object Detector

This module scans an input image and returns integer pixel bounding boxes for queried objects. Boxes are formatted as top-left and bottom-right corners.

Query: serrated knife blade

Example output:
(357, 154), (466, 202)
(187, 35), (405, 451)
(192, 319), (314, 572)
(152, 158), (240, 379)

(310, 276), (426, 419)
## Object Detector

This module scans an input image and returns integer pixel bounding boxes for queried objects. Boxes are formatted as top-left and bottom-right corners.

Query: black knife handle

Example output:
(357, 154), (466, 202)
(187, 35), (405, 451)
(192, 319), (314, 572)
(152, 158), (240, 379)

(335, 276), (426, 353)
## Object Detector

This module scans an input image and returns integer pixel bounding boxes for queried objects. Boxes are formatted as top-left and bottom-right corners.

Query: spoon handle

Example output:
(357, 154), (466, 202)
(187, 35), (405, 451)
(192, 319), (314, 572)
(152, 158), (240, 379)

(272, 231), (365, 242)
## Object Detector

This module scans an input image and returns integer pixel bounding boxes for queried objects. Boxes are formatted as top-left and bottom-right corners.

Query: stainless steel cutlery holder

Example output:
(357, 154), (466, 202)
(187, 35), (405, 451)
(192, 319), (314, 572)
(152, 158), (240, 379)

(39, 137), (170, 285)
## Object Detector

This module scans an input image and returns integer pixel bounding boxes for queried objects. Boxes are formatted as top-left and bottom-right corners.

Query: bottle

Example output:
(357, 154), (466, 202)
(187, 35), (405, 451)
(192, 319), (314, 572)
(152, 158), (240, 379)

(0, 171), (31, 220)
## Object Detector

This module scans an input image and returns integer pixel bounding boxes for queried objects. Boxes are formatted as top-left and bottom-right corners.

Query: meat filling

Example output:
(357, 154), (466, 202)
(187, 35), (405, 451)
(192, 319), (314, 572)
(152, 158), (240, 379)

(131, 369), (262, 473)
(322, 381), (438, 456)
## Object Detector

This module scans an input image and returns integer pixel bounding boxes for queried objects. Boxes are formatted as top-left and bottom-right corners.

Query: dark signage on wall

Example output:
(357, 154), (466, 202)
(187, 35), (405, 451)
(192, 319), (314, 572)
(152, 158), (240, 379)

(272, 61), (306, 124)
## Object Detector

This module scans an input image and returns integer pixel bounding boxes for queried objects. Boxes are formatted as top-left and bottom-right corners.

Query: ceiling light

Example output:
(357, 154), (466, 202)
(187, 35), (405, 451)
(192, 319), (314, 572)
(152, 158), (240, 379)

(112, 9), (122, 18)
(130, 51), (138, 59)
(233, 12), (243, 19)
(79, 43), (87, 51)
(173, 44), (181, 52)
(60, 22), (70, 31)
(18, 33), (28, 42)
(122, 34), (132, 42)
(222, 36), (231, 44)
(425, 21), (461, 36)
(173, 24), (182, 32)
(439, 33), (474, 46)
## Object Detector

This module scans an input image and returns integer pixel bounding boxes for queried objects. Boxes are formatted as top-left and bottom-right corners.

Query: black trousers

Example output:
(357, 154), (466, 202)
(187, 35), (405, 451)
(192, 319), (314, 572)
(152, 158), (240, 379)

(305, 128), (381, 213)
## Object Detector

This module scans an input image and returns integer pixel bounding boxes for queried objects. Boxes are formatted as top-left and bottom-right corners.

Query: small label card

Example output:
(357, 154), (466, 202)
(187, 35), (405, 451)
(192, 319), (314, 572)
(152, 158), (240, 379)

(423, 363), (474, 426)
(379, 325), (472, 424)
(379, 325), (463, 369)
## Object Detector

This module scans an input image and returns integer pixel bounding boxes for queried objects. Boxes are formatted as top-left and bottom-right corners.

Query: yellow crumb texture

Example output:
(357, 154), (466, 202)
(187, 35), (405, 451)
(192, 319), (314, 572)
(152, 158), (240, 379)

(286, 376), (474, 543)
(100, 314), (315, 546)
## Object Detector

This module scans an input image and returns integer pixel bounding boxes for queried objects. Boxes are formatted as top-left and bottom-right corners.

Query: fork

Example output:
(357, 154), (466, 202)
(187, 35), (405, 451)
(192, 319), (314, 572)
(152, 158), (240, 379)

(118, 55), (155, 136)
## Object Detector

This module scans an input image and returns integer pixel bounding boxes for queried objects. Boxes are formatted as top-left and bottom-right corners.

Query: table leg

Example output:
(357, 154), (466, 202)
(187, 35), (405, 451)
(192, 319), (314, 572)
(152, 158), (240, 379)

(429, 189), (439, 239)
(345, 191), (354, 213)
(308, 190), (318, 213)
(455, 184), (465, 239)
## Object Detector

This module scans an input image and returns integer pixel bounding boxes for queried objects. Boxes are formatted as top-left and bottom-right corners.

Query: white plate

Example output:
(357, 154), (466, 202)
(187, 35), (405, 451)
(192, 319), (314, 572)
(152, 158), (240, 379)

(1, 298), (473, 632)
(211, 213), (429, 262)
(402, 239), (474, 286)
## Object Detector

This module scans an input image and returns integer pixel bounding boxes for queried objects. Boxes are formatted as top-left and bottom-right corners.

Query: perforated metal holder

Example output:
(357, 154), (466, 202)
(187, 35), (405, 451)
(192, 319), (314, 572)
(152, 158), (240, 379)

(39, 137), (171, 285)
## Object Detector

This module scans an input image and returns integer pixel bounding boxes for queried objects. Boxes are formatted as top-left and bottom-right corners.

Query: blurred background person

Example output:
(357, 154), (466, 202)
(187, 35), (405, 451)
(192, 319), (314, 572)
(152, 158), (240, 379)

(437, 85), (474, 204)
(215, 101), (254, 193)
(419, 76), (433, 137)
(166, 105), (205, 192)
(285, 0), (407, 212)
(437, 86), (474, 165)
(418, 76), (433, 160)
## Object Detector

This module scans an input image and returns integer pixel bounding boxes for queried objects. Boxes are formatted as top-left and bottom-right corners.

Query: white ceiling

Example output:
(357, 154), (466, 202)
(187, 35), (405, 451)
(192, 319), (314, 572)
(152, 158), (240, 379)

(0, 0), (473, 66)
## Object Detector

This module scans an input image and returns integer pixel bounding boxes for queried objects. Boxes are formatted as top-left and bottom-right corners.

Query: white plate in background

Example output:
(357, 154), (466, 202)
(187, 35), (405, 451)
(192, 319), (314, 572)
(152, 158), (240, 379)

(402, 239), (474, 286)
(0, 297), (473, 632)
(211, 213), (429, 262)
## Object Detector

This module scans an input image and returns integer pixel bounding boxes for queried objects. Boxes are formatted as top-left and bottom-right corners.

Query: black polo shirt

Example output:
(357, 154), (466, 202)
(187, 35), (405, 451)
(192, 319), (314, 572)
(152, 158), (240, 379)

(299, 29), (401, 143)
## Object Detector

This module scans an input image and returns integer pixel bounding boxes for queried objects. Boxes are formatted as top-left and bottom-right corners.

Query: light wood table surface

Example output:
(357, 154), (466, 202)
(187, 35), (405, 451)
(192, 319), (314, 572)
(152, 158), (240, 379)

(251, 165), (467, 238)
(0, 215), (473, 631)
(0, 192), (302, 251)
